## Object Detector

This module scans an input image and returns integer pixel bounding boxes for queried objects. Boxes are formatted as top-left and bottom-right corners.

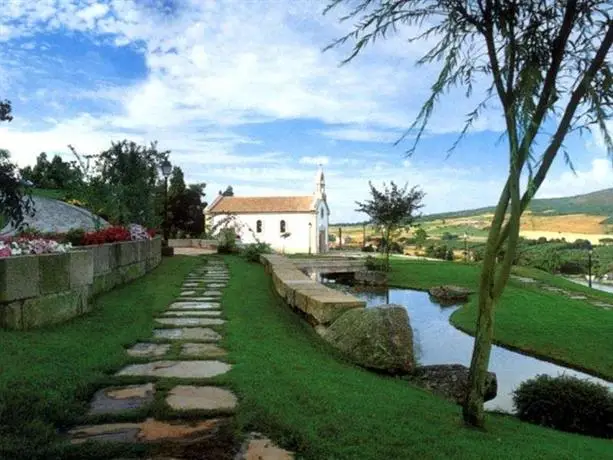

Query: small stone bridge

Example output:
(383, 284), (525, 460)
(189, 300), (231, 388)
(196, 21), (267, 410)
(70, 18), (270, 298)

(290, 256), (367, 275)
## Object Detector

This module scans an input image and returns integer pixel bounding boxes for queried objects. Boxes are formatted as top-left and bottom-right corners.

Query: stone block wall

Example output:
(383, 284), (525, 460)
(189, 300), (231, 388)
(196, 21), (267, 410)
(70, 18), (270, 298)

(0, 237), (162, 330)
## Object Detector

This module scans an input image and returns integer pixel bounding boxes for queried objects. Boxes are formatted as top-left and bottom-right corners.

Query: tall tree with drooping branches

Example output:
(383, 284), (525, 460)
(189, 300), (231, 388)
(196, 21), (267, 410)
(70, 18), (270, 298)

(325, 0), (613, 427)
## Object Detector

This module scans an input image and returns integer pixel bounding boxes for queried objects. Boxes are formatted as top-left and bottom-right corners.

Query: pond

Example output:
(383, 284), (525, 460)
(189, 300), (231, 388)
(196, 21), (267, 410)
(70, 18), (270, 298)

(320, 276), (613, 413)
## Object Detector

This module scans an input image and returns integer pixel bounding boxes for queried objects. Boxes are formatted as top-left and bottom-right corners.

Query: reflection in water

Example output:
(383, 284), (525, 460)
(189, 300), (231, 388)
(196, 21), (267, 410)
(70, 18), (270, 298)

(325, 280), (613, 413)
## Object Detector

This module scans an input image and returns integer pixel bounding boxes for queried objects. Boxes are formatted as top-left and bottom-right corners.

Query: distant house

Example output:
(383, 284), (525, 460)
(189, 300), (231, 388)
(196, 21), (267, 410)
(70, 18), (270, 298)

(205, 168), (330, 254)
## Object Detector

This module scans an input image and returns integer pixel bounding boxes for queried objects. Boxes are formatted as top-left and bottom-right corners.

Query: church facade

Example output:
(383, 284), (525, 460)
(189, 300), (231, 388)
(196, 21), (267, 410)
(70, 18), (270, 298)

(206, 169), (330, 254)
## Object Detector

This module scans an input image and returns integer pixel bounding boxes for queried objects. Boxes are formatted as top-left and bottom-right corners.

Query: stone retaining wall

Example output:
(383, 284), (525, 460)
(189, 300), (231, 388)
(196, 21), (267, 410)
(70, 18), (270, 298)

(168, 239), (217, 250)
(0, 237), (162, 330)
(260, 254), (365, 326)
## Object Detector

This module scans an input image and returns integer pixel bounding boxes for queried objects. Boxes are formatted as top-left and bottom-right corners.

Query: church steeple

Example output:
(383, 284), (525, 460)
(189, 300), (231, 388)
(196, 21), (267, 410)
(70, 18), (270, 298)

(315, 165), (326, 201)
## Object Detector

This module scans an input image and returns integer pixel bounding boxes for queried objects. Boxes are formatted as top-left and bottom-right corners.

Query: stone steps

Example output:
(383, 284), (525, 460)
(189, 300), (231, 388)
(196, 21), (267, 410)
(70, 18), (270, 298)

(68, 259), (292, 459)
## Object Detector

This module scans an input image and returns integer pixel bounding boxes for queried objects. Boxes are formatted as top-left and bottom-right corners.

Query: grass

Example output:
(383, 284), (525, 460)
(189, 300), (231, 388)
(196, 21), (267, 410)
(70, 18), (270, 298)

(0, 255), (200, 460)
(222, 256), (613, 459)
(386, 259), (613, 381)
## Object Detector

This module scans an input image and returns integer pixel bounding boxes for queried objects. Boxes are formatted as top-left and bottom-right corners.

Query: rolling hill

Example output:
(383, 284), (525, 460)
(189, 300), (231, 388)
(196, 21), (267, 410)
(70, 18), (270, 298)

(421, 188), (613, 222)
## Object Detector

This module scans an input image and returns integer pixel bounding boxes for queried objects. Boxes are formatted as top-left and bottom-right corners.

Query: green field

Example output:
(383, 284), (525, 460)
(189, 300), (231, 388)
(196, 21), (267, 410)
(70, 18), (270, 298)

(222, 256), (613, 459)
(0, 256), (200, 460)
(387, 259), (613, 380)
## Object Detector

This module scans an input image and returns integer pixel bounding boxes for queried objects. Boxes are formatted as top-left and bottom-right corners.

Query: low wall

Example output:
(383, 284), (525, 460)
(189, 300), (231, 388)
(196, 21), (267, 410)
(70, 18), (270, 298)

(0, 237), (162, 330)
(291, 257), (367, 274)
(260, 254), (365, 325)
(168, 238), (217, 249)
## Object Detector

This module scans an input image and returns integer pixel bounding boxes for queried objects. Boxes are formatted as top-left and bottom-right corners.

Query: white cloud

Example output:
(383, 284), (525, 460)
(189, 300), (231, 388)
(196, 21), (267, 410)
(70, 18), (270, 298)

(318, 127), (403, 143)
(537, 157), (613, 199)
(299, 156), (330, 166)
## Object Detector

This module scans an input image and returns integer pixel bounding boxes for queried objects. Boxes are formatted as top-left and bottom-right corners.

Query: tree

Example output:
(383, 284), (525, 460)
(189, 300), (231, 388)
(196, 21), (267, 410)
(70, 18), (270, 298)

(0, 150), (33, 229)
(355, 181), (424, 272)
(95, 140), (169, 227)
(20, 152), (83, 190)
(326, 0), (613, 427)
(0, 99), (12, 122)
(220, 185), (234, 197)
(168, 166), (186, 199)
(414, 227), (428, 249)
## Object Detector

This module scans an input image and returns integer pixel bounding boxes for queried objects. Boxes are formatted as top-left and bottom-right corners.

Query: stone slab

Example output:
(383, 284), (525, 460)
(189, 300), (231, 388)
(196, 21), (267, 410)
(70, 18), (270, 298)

(181, 343), (227, 358)
(180, 291), (197, 296)
(89, 383), (155, 415)
(156, 317), (225, 327)
(169, 302), (221, 310)
(204, 283), (226, 288)
(162, 311), (222, 317)
(166, 385), (237, 411)
(116, 361), (231, 379)
(127, 343), (171, 358)
(201, 290), (223, 297)
(236, 433), (294, 460)
(183, 283), (201, 288)
(153, 327), (222, 341)
(69, 418), (225, 444)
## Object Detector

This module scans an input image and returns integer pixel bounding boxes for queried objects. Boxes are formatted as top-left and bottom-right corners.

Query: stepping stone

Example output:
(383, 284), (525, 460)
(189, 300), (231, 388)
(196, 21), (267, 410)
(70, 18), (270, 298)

(156, 317), (225, 327)
(236, 432), (294, 460)
(175, 297), (221, 303)
(166, 385), (237, 411)
(511, 276), (538, 283)
(201, 290), (223, 297)
(569, 295), (588, 300)
(169, 302), (220, 310)
(180, 290), (197, 296)
(162, 311), (222, 317)
(116, 361), (231, 379)
(127, 343), (171, 358)
(183, 283), (200, 288)
(204, 283), (226, 289)
(69, 417), (227, 444)
(88, 383), (155, 415)
(153, 327), (222, 341)
(590, 301), (613, 308)
(181, 343), (227, 358)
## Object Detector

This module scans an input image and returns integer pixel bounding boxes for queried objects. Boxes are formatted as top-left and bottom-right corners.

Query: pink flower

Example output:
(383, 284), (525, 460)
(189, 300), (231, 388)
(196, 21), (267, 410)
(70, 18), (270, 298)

(0, 246), (11, 258)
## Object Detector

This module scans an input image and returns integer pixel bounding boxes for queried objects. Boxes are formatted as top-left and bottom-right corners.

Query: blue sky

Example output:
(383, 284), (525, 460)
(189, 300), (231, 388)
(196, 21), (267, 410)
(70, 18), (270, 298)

(0, 0), (611, 223)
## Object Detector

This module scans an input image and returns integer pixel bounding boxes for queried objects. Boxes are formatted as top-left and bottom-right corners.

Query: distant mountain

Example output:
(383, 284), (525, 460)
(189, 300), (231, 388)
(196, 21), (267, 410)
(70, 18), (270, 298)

(422, 188), (613, 222)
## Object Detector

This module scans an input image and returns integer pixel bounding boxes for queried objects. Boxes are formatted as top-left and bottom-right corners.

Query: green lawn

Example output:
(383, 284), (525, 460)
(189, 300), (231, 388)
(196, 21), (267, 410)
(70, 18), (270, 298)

(222, 256), (613, 459)
(0, 256), (200, 460)
(387, 258), (613, 380)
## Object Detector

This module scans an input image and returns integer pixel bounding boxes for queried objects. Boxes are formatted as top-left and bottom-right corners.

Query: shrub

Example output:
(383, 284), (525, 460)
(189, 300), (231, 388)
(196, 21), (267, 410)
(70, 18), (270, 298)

(364, 255), (386, 271)
(241, 242), (272, 262)
(64, 228), (86, 246)
(513, 374), (613, 439)
(217, 228), (238, 254)
(362, 244), (375, 253)
(441, 232), (458, 241)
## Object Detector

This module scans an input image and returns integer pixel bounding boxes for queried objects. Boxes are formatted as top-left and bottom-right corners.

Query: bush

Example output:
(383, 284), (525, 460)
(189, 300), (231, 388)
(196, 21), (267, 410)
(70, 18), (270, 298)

(217, 228), (238, 254)
(241, 242), (272, 262)
(441, 232), (458, 241)
(362, 244), (375, 253)
(64, 228), (85, 246)
(513, 374), (613, 439)
(364, 255), (386, 271)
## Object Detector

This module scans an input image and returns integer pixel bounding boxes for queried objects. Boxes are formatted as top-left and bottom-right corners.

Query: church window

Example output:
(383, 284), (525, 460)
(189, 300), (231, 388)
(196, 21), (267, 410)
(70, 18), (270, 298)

(321, 208), (324, 219)
(256, 220), (262, 233)
(280, 220), (286, 233)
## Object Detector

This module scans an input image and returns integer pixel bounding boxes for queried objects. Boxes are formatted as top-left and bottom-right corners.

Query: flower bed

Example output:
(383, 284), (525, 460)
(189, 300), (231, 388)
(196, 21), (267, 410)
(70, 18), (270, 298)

(1, 224), (156, 258)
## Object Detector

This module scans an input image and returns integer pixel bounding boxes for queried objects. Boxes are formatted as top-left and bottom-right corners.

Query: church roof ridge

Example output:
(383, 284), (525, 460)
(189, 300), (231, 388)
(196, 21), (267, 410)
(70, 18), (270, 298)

(207, 195), (319, 214)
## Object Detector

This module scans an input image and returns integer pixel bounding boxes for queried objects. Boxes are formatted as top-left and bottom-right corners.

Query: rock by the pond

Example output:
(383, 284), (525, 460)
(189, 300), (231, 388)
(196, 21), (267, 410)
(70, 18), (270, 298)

(69, 417), (226, 444)
(428, 285), (472, 305)
(126, 343), (171, 358)
(153, 327), (222, 341)
(321, 304), (414, 374)
(406, 364), (497, 405)
(155, 317), (225, 327)
(169, 302), (221, 310)
(181, 343), (227, 358)
(89, 383), (155, 415)
(166, 385), (237, 411)
(116, 360), (231, 379)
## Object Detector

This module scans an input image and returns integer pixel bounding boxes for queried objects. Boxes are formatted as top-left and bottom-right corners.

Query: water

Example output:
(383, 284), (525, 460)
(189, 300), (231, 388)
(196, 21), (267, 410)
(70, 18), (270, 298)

(325, 281), (613, 413)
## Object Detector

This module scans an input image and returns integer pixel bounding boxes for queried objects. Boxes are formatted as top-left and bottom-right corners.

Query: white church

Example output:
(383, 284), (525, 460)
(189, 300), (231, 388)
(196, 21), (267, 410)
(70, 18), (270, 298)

(206, 168), (330, 254)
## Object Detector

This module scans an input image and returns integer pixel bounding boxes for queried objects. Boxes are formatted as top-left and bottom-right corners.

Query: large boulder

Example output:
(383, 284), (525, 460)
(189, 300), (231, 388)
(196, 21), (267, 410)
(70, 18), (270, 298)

(428, 285), (472, 305)
(321, 304), (414, 374)
(406, 364), (497, 404)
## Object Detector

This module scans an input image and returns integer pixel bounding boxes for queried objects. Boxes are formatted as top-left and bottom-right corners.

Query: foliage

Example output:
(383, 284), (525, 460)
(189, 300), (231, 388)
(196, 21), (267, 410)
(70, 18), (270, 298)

(364, 255), (387, 271)
(361, 244), (375, 253)
(513, 375), (613, 439)
(19, 152), (83, 190)
(414, 227), (428, 248)
(82, 226), (131, 245)
(169, 181), (207, 237)
(0, 98), (12, 122)
(356, 181), (424, 272)
(220, 185), (234, 196)
(441, 232), (458, 241)
(328, 234), (337, 243)
(241, 242), (272, 263)
(64, 228), (86, 246)
(216, 228), (238, 254)
(0, 151), (34, 231)
(425, 244), (454, 261)
(93, 140), (169, 227)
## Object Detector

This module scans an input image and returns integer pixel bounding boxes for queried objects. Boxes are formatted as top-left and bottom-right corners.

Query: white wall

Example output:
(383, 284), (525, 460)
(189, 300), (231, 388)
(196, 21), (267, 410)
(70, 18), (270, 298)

(210, 211), (319, 254)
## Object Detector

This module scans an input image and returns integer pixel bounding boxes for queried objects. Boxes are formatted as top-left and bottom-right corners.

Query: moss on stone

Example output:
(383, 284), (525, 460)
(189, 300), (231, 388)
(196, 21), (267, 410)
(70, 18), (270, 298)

(39, 253), (71, 295)
(0, 255), (40, 302)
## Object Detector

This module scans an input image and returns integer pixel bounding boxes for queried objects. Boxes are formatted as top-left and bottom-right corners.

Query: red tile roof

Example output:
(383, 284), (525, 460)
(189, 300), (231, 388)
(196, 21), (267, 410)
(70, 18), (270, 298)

(207, 196), (316, 214)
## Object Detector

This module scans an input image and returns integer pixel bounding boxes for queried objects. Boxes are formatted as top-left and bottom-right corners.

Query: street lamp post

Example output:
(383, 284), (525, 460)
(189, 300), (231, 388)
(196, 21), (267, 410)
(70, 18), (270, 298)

(308, 222), (312, 255)
(161, 159), (172, 256)
(588, 246), (593, 288)
(463, 232), (468, 262)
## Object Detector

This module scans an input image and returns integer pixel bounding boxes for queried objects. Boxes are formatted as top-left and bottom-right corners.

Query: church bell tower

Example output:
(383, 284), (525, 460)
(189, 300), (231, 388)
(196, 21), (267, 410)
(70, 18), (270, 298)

(315, 165), (326, 201)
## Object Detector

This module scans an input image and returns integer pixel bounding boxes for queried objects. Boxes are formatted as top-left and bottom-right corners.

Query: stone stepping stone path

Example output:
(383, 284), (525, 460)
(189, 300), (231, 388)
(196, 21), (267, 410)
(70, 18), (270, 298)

(71, 259), (291, 459)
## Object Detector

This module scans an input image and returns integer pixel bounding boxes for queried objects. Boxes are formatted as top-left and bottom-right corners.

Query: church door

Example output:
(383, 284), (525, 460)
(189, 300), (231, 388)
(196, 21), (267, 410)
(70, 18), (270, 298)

(318, 230), (326, 253)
